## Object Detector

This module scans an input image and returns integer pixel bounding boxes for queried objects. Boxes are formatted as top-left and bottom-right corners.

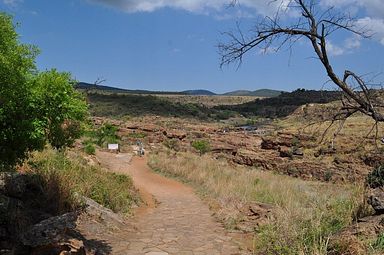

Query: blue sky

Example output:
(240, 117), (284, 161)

(1, 0), (383, 93)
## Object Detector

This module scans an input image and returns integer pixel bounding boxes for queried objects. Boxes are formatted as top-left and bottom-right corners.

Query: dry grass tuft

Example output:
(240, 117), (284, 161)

(149, 151), (364, 254)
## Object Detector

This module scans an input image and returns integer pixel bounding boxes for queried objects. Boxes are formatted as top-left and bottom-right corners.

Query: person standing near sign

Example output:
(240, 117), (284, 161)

(136, 141), (145, 156)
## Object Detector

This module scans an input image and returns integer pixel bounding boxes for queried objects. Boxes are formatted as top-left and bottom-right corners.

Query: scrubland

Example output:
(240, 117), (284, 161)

(149, 151), (366, 254)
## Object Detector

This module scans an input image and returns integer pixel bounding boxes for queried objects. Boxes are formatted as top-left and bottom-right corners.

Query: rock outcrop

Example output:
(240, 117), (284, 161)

(368, 188), (384, 214)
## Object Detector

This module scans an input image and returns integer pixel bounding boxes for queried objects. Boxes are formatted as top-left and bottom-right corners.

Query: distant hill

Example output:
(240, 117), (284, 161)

(182, 90), (217, 96)
(75, 82), (183, 95)
(76, 82), (128, 92)
(224, 89), (283, 97)
(76, 82), (282, 97)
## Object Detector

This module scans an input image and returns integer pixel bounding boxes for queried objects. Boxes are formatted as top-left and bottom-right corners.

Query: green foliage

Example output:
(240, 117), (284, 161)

(366, 165), (384, 189)
(83, 142), (96, 155)
(0, 13), (87, 171)
(28, 149), (139, 214)
(373, 232), (384, 250)
(292, 137), (300, 148)
(0, 13), (42, 171)
(214, 110), (236, 120)
(32, 70), (88, 149)
(87, 92), (234, 120)
(95, 123), (119, 146)
(191, 140), (210, 155)
(324, 170), (333, 182)
(216, 89), (342, 118)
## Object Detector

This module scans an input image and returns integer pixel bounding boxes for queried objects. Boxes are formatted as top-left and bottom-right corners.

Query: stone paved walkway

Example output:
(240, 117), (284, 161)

(93, 151), (244, 255)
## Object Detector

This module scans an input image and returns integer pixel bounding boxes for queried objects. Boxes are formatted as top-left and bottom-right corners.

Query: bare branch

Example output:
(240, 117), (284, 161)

(219, 0), (383, 130)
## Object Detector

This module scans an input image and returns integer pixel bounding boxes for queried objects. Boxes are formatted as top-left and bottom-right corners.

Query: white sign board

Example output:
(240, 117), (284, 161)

(108, 144), (119, 150)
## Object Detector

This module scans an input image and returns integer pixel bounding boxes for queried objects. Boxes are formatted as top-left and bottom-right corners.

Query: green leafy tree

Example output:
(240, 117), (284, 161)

(33, 70), (88, 148)
(0, 13), (87, 171)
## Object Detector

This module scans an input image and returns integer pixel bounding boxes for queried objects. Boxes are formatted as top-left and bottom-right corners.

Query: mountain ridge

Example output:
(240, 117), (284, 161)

(75, 82), (284, 97)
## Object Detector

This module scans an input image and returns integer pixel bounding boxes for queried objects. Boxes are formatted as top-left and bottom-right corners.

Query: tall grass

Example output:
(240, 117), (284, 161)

(25, 148), (139, 215)
(148, 151), (364, 254)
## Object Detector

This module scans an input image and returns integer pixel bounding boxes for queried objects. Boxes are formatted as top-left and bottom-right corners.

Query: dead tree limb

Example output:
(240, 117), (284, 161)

(219, 0), (384, 127)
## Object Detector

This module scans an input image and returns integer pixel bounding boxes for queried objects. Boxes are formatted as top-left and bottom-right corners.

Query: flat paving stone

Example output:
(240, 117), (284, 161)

(79, 152), (248, 255)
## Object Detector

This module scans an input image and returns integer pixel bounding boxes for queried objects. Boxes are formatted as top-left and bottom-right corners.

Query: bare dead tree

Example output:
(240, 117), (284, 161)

(219, 0), (384, 137)
(83, 77), (107, 95)
(94, 77), (106, 86)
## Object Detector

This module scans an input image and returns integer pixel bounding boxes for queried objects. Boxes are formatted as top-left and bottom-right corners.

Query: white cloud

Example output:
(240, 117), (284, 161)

(2, 0), (22, 6)
(345, 36), (361, 49)
(86, 0), (291, 16)
(326, 35), (363, 56)
(321, 0), (384, 45)
(86, 0), (384, 47)
(327, 41), (345, 56)
(321, 0), (384, 18)
(356, 17), (384, 45)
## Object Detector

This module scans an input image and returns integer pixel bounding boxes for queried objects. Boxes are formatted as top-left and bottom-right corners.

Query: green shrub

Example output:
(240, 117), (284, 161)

(324, 170), (333, 182)
(28, 149), (139, 214)
(214, 110), (236, 120)
(292, 137), (300, 148)
(84, 143), (96, 155)
(366, 165), (384, 189)
(95, 123), (119, 146)
(373, 232), (384, 250)
(191, 140), (210, 155)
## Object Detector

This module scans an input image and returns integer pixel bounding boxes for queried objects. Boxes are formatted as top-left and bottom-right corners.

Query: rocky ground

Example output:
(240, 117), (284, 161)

(4, 105), (381, 254)
(92, 112), (382, 184)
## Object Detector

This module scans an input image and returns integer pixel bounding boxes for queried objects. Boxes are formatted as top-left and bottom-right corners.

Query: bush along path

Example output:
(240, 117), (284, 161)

(94, 151), (244, 255)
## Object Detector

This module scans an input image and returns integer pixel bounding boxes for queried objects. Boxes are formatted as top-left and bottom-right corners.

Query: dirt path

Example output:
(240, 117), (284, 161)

(93, 151), (244, 255)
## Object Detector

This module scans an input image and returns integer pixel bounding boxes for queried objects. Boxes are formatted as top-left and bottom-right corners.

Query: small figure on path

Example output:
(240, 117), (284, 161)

(136, 140), (145, 156)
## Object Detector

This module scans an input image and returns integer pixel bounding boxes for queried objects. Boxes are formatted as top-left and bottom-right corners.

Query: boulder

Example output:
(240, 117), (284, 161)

(260, 138), (279, 150)
(362, 153), (384, 167)
(21, 212), (78, 247)
(261, 135), (293, 150)
(116, 127), (130, 137)
(314, 147), (336, 157)
(140, 124), (162, 133)
(292, 147), (304, 156)
(30, 238), (85, 255)
(233, 151), (280, 169)
(0, 173), (27, 198)
(82, 196), (124, 225)
(210, 141), (237, 155)
(368, 188), (384, 214)
(163, 130), (187, 140)
(125, 124), (139, 130)
(278, 146), (292, 158)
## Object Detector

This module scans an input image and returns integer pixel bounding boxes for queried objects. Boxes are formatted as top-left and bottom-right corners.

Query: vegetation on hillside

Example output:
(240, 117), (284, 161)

(191, 140), (211, 155)
(217, 89), (341, 118)
(223, 89), (282, 97)
(86, 89), (342, 120)
(87, 92), (222, 119)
